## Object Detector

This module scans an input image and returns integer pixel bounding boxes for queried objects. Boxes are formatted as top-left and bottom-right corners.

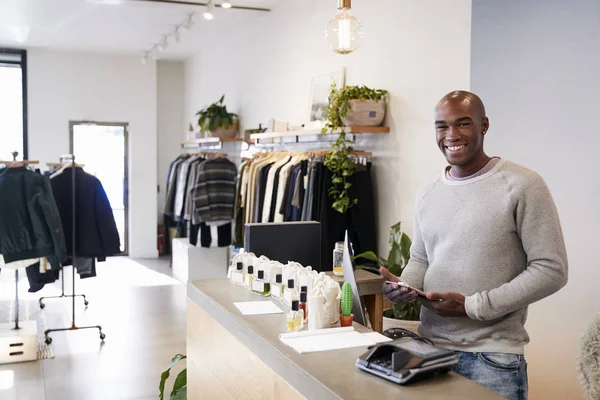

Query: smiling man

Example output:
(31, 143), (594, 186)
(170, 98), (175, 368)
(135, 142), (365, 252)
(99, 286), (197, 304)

(380, 90), (568, 400)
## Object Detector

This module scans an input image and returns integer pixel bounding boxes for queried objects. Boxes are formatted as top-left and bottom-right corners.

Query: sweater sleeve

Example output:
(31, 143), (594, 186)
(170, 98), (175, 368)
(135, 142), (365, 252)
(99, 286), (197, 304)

(400, 200), (429, 290)
(465, 173), (568, 321)
(94, 181), (121, 257)
(39, 178), (67, 268)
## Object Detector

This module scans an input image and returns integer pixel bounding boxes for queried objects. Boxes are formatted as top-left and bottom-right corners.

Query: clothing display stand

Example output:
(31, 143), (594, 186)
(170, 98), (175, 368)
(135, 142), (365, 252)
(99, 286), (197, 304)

(0, 151), (40, 364)
(42, 155), (105, 345)
(0, 152), (41, 331)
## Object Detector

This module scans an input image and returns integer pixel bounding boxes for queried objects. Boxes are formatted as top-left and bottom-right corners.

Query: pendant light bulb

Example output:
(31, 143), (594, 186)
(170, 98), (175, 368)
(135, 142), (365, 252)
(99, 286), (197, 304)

(325, 0), (363, 55)
(221, 1), (232, 9)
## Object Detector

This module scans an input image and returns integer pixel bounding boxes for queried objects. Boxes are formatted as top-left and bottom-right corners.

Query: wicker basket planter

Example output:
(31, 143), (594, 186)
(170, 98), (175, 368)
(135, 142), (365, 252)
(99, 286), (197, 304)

(343, 99), (386, 127)
(208, 120), (239, 138)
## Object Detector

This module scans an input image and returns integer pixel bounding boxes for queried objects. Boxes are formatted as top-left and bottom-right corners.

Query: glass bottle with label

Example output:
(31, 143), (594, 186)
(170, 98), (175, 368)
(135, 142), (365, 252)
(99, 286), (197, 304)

(333, 242), (344, 276)
(251, 270), (271, 296)
(245, 265), (255, 290)
(287, 300), (303, 332)
(284, 279), (299, 306)
(230, 262), (245, 286)
(299, 291), (308, 325)
(271, 274), (285, 298)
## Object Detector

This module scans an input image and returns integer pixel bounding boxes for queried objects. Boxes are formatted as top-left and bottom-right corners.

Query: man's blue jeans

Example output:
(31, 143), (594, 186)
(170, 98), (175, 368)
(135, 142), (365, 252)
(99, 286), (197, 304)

(453, 351), (528, 400)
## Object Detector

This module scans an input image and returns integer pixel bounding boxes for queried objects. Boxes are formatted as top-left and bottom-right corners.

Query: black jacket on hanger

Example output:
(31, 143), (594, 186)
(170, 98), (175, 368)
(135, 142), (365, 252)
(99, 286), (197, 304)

(50, 167), (121, 259)
(0, 167), (67, 268)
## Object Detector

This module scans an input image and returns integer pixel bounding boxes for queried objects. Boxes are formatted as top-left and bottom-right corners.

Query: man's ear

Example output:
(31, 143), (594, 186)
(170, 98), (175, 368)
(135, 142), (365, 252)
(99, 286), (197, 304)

(482, 117), (490, 135)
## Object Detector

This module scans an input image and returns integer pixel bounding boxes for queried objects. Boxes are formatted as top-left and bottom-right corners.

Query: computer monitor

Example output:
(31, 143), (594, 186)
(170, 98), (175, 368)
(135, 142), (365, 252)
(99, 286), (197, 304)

(342, 230), (368, 327)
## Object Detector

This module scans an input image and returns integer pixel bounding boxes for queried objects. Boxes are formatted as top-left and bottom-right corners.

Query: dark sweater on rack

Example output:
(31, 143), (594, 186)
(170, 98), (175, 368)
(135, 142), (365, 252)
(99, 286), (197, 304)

(50, 167), (121, 259)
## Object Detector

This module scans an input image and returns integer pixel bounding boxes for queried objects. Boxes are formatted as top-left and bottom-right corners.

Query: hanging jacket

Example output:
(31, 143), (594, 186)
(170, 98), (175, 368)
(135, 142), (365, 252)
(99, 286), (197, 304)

(50, 167), (121, 259)
(0, 167), (67, 268)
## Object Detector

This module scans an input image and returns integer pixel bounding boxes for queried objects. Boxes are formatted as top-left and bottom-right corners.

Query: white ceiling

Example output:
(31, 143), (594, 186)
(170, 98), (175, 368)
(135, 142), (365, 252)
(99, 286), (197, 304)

(0, 0), (281, 59)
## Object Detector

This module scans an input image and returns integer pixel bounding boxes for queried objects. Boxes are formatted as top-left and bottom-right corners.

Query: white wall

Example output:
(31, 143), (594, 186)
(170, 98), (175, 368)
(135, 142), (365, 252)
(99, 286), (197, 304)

(28, 50), (158, 258)
(471, 1), (600, 398)
(157, 60), (185, 221)
(184, 0), (472, 257)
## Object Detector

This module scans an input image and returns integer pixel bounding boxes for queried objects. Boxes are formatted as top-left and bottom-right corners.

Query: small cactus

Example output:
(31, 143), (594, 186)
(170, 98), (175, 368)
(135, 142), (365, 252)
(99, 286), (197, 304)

(341, 282), (353, 317)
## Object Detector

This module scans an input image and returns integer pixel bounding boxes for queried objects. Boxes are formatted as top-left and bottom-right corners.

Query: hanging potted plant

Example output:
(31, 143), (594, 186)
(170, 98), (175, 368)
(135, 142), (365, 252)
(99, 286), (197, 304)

(195, 95), (239, 138)
(354, 221), (421, 333)
(322, 82), (388, 214)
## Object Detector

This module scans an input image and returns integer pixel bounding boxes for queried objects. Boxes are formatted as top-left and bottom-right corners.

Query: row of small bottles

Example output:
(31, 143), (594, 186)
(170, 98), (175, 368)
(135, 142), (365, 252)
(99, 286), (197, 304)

(230, 261), (307, 332)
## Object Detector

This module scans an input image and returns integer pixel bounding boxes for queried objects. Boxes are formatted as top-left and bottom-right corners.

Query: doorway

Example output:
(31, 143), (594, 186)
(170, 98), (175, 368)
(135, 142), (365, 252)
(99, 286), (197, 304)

(70, 121), (129, 254)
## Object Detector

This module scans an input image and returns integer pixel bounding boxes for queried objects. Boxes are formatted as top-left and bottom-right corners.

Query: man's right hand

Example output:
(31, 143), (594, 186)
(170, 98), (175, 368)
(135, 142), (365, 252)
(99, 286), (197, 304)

(380, 267), (418, 305)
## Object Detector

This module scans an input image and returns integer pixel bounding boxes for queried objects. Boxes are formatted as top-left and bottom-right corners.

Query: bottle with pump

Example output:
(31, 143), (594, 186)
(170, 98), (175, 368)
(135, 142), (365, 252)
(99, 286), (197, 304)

(245, 265), (255, 290)
(284, 279), (299, 306)
(271, 274), (285, 298)
(287, 300), (303, 332)
(230, 262), (245, 286)
(251, 270), (271, 296)
(299, 291), (308, 325)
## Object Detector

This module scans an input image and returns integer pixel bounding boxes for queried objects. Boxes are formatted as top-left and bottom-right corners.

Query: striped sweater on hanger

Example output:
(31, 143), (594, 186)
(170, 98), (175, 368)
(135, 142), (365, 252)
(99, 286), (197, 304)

(191, 157), (237, 224)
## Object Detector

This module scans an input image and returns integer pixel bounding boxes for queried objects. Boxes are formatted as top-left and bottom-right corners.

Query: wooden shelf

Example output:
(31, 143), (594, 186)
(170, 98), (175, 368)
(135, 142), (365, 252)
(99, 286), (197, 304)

(249, 126), (389, 141)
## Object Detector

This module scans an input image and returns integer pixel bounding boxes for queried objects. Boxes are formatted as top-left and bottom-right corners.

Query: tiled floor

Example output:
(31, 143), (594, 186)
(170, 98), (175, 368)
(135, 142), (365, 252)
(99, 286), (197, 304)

(0, 257), (186, 400)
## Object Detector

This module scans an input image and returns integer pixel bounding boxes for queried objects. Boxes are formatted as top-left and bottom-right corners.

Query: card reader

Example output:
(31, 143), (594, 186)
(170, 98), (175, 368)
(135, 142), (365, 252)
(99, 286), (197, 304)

(356, 337), (458, 385)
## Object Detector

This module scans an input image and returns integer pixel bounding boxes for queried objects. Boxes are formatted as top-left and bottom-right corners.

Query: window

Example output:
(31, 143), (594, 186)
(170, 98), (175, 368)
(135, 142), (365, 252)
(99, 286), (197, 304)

(0, 49), (27, 161)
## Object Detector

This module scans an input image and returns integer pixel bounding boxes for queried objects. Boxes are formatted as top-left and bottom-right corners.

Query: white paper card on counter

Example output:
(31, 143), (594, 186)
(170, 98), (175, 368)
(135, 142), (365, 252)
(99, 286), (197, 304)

(279, 327), (377, 354)
(281, 331), (374, 354)
(362, 332), (393, 344)
(234, 301), (284, 315)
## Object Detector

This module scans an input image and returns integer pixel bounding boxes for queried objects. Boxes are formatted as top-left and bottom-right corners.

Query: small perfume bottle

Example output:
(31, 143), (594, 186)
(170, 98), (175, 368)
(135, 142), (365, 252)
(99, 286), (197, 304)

(333, 241), (344, 276)
(251, 270), (271, 296)
(299, 291), (308, 325)
(300, 285), (308, 294)
(230, 262), (245, 286)
(245, 265), (255, 290)
(271, 274), (285, 298)
(287, 300), (303, 332)
(284, 279), (299, 306)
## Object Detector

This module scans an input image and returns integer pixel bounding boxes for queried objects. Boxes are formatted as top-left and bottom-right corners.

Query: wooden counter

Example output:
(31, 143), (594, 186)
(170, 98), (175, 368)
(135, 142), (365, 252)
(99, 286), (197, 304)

(187, 279), (502, 400)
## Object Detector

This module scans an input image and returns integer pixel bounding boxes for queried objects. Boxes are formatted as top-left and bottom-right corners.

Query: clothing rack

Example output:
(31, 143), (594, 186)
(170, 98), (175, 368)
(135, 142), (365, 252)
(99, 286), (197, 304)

(0, 151), (39, 331)
(42, 155), (105, 345)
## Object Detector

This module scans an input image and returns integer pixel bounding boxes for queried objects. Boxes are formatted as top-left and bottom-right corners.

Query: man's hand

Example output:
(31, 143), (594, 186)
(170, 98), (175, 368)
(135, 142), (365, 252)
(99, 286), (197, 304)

(380, 267), (418, 305)
(425, 292), (467, 317)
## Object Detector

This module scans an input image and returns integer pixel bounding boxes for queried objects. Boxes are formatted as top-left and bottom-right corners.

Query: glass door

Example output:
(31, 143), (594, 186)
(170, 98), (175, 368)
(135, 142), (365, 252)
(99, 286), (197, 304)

(70, 121), (129, 254)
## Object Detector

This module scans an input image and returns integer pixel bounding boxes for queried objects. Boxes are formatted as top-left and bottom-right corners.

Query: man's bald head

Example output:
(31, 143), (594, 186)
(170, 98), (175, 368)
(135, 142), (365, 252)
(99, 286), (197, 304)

(436, 90), (486, 120)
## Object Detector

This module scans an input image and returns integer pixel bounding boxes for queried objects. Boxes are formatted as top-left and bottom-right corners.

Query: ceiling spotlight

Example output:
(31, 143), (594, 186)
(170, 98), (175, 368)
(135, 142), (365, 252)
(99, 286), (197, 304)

(204, 0), (215, 20)
(221, 1), (232, 9)
(173, 27), (181, 43)
(157, 36), (168, 52)
(140, 54), (148, 65)
(184, 13), (195, 30)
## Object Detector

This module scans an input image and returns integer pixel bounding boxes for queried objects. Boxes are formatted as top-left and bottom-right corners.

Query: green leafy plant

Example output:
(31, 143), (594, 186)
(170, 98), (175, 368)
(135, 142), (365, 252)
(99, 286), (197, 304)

(159, 354), (187, 400)
(195, 95), (238, 135)
(354, 221), (421, 321)
(322, 82), (388, 214)
(341, 281), (353, 317)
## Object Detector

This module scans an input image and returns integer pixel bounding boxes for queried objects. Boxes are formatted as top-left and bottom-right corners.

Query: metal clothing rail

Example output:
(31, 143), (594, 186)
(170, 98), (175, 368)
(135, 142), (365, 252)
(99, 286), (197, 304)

(41, 155), (105, 345)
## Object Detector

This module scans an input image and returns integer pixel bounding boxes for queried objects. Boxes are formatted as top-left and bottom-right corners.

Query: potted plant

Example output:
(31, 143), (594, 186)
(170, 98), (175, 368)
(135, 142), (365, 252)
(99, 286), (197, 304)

(322, 82), (388, 214)
(354, 221), (421, 333)
(340, 281), (354, 326)
(195, 95), (238, 138)
(159, 354), (186, 400)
